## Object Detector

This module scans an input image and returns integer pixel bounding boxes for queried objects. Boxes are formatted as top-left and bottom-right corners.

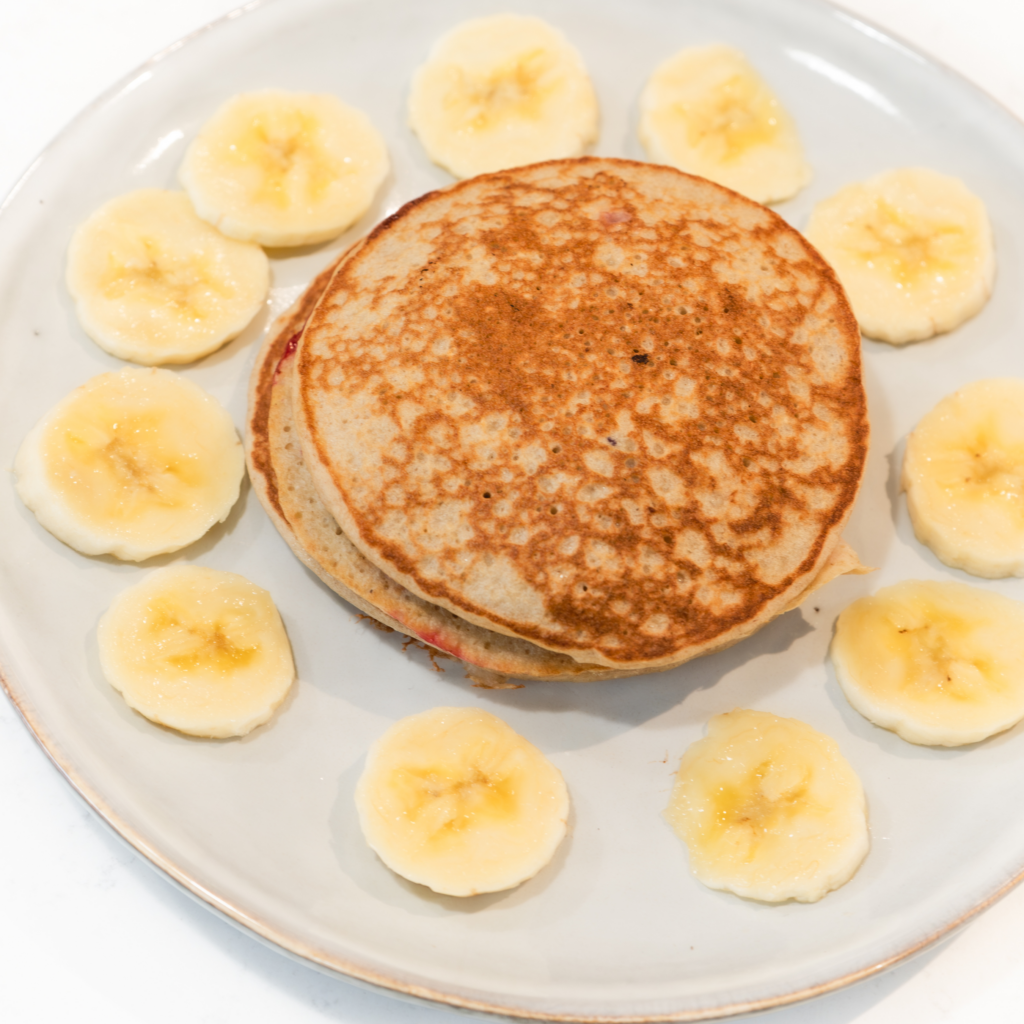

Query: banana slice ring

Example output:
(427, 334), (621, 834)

(903, 378), (1024, 578)
(355, 707), (569, 896)
(99, 565), (295, 738)
(832, 580), (1024, 746)
(66, 189), (269, 365)
(14, 367), (244, 561)
(666, 710), (869, 903)
(180, 90), (389, 248)
(805, 167), (994, 344)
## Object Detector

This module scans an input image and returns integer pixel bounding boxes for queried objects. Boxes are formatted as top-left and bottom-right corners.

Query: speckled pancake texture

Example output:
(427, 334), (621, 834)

(294, 158), (867, 669)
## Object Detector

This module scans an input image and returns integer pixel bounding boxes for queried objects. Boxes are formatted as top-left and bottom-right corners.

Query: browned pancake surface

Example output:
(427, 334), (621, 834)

(296, 158), (867, 668)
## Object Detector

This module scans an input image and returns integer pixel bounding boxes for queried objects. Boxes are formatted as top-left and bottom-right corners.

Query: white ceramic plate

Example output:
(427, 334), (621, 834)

(3, 0), (1024, 1019)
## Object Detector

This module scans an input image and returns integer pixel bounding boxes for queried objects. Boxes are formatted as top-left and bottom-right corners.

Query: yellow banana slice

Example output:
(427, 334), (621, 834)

(638, 44), (811, 204)
(832, 580), (1024, 747)
(902, 378), (1024, 578)
(98, 565), (295, 738)
(805, 167), (994, 344)
(179, 90), (389, 247)
(14, 368), (244, 561)
(408, 14), (599, 179)
(66, 189), (269, 365)
(355, 707), (569, 897)
(666, 710), (869, 903)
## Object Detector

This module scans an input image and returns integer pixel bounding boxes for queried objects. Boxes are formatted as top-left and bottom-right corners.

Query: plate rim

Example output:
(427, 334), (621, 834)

(4, 0), (1024, 1019)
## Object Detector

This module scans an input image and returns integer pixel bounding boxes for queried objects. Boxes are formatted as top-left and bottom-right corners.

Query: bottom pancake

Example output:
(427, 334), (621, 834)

(246, 257), (869, 686)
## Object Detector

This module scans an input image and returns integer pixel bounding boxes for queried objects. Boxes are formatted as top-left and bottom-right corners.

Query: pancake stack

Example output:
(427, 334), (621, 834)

(247, 158), (868, 685)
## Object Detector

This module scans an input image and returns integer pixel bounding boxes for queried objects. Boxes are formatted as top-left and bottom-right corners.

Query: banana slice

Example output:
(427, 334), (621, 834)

(66, 189), (269, 365)
(14, 367), (244, 561)
(638, 44), (811, 204)
(355, 707), (569, 897)
(902, 378), (1024, 578)
(666, 710), (869, 903)
(179, 90), (389, 248)
(805, 167), (994, 344)
(98, 565), (294, 738)
(832, 580), (1024, 747)
(408, 14), (599, 179)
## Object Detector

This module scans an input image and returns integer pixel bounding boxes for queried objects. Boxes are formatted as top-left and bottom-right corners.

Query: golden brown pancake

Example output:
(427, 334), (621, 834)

(248, 256), (867, 684)
(294, 158), (868, 670)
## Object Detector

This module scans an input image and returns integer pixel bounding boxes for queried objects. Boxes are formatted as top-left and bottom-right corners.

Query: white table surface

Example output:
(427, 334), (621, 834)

(3, 1), (1024, 1021)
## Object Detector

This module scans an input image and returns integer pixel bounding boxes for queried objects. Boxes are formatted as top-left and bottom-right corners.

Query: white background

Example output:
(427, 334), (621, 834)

(3, 2), (1024, 1022)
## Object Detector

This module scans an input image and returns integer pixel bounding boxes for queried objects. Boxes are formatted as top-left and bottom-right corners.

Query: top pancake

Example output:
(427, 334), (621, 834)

(295, 157), (867, 669)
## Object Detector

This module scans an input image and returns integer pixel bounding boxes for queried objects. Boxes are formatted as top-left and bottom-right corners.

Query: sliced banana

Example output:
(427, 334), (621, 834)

(179, 90), (389, 248)
(14, 368), (244, 562)
(355, 707), (569, 897)
(832, 580), (1024, 747)
(666, 709), (869, 903)
(66, 189), (269, 365)
(902, 378), (1024, 578)
(805, 167), (994, 344)
(638, 44), (810, 204)
(98, 565), (294, 738)
(408, 14), (599, 179)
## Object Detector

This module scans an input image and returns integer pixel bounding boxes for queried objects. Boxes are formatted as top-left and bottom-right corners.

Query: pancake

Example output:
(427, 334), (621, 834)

(248, 254), (866, 685)
(293, 158), (868, 670)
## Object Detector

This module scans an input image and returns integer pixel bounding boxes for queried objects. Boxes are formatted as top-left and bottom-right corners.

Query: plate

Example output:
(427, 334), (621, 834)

(2, 0), (1024, 1019)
